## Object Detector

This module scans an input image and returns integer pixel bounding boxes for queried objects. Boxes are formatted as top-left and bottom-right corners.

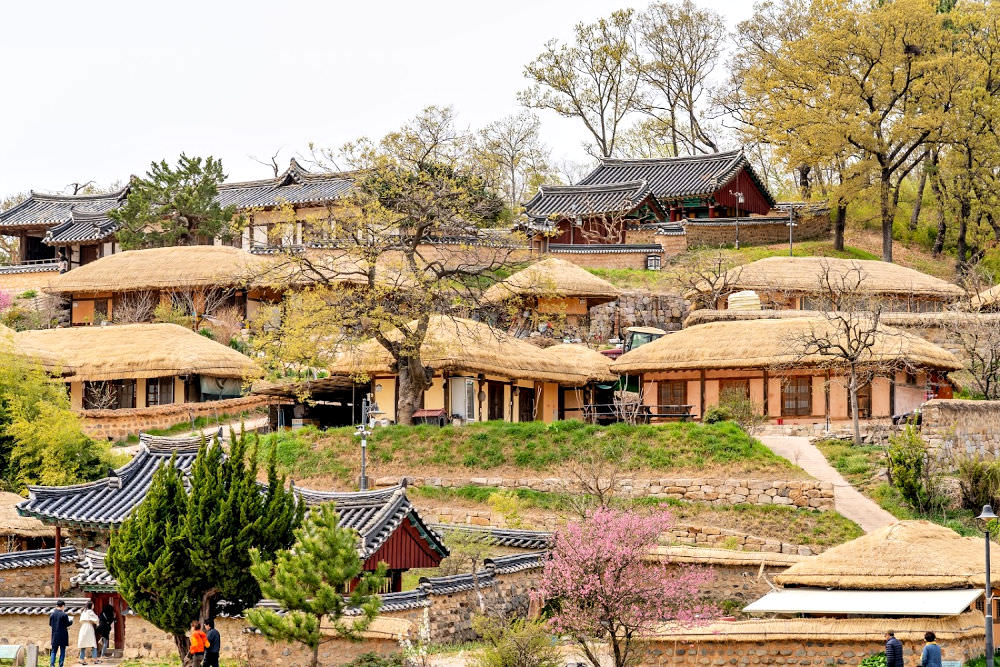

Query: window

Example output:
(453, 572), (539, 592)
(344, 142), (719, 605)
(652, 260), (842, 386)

(146, 377), (175, 407)
(646, 254), (662, 271)
(449, 377), (477, 420)
(658, 380), (687, 407)
(84, 380), (136, 410)
(781, 377), (812, 417)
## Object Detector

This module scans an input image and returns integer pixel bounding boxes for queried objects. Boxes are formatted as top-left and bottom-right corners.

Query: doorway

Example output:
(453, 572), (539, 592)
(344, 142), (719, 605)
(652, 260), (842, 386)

(517, 387), (535, 422)
(487, 381), (504, 421)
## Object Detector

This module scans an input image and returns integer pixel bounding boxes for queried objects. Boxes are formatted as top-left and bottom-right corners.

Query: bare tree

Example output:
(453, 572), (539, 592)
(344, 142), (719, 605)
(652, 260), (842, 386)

(520, 9), (643, 158)
(560, 442), (634, 519)
(250, 149), (283, 178)
(477, 111), (551, 213)
(674, 251), (744, 309)
(173, 288), (235, 328)
(112, 291), (157, 323)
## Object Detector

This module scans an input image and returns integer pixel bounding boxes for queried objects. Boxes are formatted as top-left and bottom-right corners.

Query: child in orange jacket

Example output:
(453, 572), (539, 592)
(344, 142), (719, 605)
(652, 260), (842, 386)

(189, 621), (208, 667)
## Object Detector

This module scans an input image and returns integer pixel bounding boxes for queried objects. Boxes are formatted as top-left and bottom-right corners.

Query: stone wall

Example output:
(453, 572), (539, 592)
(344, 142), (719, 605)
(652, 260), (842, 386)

(383, 475), (834, 510)
(684, 211), (829, 248)
(0, 564), (78, 597)
(589, 289), (689, 340)
(921, 398), (1000, 457)
(79, 395), (272, 440)
(548, 250), (653, 270)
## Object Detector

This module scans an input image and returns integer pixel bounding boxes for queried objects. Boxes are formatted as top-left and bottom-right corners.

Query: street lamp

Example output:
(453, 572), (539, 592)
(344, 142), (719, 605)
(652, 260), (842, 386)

(978, 504), (998, 667)
(786, 206), (798, 257)
(729, 190), (745, 249)
(355, 396), (382, 491)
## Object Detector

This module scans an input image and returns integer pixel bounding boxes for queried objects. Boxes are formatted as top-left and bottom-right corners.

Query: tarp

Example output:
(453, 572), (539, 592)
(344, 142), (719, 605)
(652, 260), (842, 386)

(743, 588), (983, 616)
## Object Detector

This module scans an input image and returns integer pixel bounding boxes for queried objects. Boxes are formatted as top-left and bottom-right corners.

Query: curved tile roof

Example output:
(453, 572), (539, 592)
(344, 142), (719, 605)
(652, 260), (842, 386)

(0, 546), (78, 571)
(0, 188), (127, 229)
(44, 210), (119, 245)
(523, 180), (661, 223)
(70, 549), (116, 591)
(428, 523), (553, 550)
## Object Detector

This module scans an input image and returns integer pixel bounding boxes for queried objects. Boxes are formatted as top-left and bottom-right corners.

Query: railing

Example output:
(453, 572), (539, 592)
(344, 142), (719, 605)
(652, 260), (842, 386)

(582, 403), (695, 424)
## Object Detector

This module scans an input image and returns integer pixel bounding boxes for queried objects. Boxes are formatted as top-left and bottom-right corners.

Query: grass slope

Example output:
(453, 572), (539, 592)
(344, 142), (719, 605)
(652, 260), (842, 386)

(263, 420), (801, 486)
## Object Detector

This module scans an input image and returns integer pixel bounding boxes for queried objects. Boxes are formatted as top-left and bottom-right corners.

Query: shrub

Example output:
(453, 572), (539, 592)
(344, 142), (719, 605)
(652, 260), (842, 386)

(956, 453), (1000, 511)
(886, 426), (943, 515)
(198, 327), (215, 340)
(152, 302), (193, 327)
(471, 617), (561, 667)
(858, 652), (886, 667)
(343, 653), (403, 667)
(16, 290), (35, 300)
(702, 405), (732, 424)
(717, 387), (766, 435)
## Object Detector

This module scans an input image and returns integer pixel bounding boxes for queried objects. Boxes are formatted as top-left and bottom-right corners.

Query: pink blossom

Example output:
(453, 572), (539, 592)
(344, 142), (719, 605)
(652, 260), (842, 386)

(533, 507), (716, 667)
(0, 291), (11, 311)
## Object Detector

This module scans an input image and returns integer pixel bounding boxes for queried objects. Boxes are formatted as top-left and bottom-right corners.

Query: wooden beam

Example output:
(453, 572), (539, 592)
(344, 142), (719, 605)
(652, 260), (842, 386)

(54, 525), (61, 598)
(699, 370), (706, 420)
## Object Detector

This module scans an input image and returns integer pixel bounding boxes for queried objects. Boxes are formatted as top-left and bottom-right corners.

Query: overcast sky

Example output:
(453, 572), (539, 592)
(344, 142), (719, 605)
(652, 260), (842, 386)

(0, 0), (753, 196)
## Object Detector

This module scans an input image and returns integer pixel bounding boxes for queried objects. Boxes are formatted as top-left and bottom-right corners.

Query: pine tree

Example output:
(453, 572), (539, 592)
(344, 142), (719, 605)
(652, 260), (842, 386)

(110, 154), (239, 249)
(248, 503), (388, 667)
(107, 432), (303, 662)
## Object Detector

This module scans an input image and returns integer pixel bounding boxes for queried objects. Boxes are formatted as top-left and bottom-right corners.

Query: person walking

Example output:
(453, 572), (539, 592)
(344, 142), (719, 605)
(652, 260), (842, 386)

(884, 630), (904, 667)
(77, 601), (99, 665)
(204, 619), (221, 667)
(189, 620), (208, 667)
(96, 604), (116, 659)
(48, 600), (73, 667)
(919, 631), (942, 667)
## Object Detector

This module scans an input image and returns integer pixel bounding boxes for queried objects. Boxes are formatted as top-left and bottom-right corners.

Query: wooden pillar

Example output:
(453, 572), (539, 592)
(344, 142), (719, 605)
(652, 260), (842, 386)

(825, 370), (831, 420)
(54, 525), (61, 597)
(699, 370), (706, 421)
(762, 369), (769, 417)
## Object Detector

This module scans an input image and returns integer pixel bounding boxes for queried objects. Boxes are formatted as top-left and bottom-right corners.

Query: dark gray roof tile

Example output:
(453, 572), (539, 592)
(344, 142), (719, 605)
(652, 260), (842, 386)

(523, 180), (658, 222)
(0, 546), (78, 571)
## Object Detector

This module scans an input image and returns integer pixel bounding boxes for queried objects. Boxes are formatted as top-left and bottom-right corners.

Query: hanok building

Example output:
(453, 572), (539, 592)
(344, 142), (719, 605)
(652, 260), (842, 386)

(0, 492), (57, 552)
(0, 159), (354, 274)
(42, 245), (277, 325)
(693, 256), (965, 312)
(16, 435), (448, 651)
(609, 317), (961, 422)
(482, 257), (621, 335)
(329, 316), (606, 424)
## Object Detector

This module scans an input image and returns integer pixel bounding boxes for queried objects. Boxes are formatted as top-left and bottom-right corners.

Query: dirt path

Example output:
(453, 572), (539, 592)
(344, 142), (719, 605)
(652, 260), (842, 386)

(759, 435), (896, 533)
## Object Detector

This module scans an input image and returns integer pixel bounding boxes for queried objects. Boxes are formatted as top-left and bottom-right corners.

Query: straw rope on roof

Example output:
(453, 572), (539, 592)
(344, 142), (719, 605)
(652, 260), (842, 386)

(330, 316), (597, 384)
(644, 610), (985, 643)
(540, 344), (615, 384)
(0, 492), (55, 538)
(776, 520), (1000, 590)
(14, 323), (260, 382)
(689, 256), (964, 300)
(610, 317), (962, 374)
(482, 257), (620, 304)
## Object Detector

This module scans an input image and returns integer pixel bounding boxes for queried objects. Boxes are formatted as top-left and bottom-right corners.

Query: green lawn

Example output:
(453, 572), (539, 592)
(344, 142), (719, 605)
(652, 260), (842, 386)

(262, 420), (801, 484)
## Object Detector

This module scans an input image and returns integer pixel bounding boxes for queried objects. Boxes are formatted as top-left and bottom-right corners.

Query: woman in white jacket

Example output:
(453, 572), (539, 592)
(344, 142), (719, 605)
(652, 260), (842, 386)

(77, 601), (99, 664)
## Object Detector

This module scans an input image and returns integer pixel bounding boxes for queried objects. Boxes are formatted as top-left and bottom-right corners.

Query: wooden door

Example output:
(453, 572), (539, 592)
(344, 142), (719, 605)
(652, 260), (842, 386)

(518, 388), (535, 422)
(487, 381), (504, 421)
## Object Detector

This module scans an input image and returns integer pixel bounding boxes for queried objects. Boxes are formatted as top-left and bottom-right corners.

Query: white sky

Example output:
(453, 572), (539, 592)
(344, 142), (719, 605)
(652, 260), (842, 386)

(0, 0), (753, 196)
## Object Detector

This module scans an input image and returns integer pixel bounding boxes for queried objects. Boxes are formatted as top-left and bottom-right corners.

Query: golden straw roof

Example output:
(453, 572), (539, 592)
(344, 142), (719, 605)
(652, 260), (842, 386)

(483, 257), (620, 303)
(776, 520), (999, 590)
(645, 610), (985, 643)
(685, 307), (1000, 331)
(14, 323), (260, 382)
(651, 545), (806, 568)
(0, 492), (54, 538)
(692, 256), (964, 300)
(331, 316), (596, 384)
(971, 284), (1000, 311)
(44, 245), (272, 295)
(541, 344), (615, 384)
(610, 317), (962, 374)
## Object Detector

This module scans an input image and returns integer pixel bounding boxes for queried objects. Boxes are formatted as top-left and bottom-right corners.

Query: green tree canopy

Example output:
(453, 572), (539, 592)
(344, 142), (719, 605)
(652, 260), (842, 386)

(110, 154), (238, 249)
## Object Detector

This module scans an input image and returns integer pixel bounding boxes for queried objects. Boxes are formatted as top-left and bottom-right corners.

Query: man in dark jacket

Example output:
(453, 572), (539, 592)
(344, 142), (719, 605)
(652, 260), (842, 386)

(204, 619), (221, 667)
(48, 600), (73, 667)
(885, 631), (904, 667)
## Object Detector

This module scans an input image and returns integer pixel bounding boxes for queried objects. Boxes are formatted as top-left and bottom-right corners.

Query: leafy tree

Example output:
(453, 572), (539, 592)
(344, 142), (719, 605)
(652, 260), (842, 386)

(520, 9), (643, 158)
(472, 616), (561, 667)
(887, 426), (944, 514)
(248, 503), (388, 667)
(106, 433), (302, 661)
(251, 108), (522, 425)
(0, 351), (112, 490)
(534, 507), (714, 667)
(110, 154), (238, 249)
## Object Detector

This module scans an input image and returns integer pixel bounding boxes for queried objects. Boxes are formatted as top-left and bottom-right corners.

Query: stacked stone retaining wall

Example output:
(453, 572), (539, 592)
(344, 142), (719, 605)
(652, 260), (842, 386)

(684, 211), (829, 248)
(589, 289), (688, 341)
(920, 398), (1000, 457)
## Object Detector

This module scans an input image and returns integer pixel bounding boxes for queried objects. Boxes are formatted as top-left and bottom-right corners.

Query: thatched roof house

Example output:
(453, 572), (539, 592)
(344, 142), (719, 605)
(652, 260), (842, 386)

(609, 318), (960, 423)
(329, 316), (604, 424)
(15, 323), (258, 382)
(775, 520), (999, 590)
(970, 283), (1000, 311)
(483, 257), (619, 308)
(540, 344), (615, 385)
(0, 492), (56, 550)
(691, 256), (964, 311)
(14, 323), (259, 412)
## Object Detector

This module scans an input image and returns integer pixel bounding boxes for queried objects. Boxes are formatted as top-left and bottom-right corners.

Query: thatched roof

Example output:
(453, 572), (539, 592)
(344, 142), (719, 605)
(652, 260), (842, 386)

(776, 520), (999, 590)
(14, 323), (260, 381)
(610, 317), (962, 374)
(650, 545), (806, 568)
(540, 344), (615, 384)
(691, 257), (964, 300)
(685, 308), (1000, 330)
(330, 316), (597, 384)
(482, 257), (620, 304)
(644, 610), (985, 642)
(44, 245), (275, 295)
(0, 492), (54, 538)
(971, 284), (1000, 311)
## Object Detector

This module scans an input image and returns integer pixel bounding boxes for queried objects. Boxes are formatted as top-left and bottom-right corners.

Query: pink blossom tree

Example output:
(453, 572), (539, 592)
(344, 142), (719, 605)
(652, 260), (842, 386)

(534, 507), (715, 667)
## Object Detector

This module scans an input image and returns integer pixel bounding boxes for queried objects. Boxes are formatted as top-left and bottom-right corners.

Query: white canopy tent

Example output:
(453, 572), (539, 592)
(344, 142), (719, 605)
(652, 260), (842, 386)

(744, 588), (983, 617)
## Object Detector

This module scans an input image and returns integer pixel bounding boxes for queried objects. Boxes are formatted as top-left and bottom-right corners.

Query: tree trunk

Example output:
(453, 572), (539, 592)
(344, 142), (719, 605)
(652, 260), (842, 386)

(930, 161), (946, 256)
(173, 633), (191, 665)
(957, 195), (970, 271)
(909, 161), (928, 231)
(880, 169), (894, 262)
(797, 164), (812, 199)
(396, 355), (430, 425)
(849, 370), (861, 446)
(833, 201), (847, 252)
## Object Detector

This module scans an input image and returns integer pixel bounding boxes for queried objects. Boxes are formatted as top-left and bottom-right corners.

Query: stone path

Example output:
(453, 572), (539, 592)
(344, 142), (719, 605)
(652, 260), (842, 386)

(759, 435), (896, 533)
